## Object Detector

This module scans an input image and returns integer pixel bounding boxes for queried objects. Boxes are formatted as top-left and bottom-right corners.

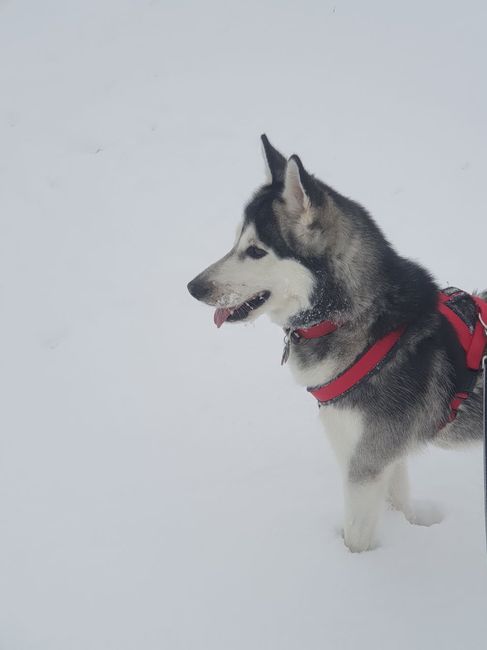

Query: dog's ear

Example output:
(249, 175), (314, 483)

(261, 134), (286, 184)
(282, 155), (318, 215)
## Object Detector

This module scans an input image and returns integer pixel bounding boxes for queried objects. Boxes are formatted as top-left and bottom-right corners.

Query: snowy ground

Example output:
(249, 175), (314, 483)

(1, 1), (487, 648)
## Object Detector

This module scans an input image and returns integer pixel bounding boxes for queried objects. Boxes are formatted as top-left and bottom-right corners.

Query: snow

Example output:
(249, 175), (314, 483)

(1, 0), (487, 648)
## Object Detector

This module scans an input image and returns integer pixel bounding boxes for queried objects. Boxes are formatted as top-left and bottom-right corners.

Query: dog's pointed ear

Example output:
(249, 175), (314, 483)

(282, 155), (315, 214)
(261, 134), (286, 184)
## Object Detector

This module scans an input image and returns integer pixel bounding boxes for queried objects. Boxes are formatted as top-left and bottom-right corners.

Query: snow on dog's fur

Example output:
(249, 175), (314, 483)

(187, 135), (485, 552)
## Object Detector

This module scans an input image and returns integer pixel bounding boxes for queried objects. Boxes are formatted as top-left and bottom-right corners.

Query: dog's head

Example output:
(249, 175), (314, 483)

(187, 135), (362, 329)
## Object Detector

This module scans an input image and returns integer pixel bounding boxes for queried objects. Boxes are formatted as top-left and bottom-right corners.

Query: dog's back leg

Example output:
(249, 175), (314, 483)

(388, 459), (411, 516)
(388, 460), (444, 526)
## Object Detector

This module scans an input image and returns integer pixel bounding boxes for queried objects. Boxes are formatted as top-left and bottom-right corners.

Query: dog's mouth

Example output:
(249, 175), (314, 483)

(213, 291), (271, 328)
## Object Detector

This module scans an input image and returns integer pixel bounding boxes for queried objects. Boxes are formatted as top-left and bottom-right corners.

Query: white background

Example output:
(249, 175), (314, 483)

(1, 1), (486, 648)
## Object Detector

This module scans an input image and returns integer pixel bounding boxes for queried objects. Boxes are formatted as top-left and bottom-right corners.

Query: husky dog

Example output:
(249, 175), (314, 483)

(187, 135), (485, 552)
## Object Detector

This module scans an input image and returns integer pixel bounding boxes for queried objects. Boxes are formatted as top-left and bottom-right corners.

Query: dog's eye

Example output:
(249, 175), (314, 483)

(246, 245), (267, 259)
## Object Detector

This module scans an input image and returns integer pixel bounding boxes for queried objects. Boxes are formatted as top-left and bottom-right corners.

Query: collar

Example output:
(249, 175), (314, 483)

(281, 318), (340, 366)
(294, 319), (339, 339)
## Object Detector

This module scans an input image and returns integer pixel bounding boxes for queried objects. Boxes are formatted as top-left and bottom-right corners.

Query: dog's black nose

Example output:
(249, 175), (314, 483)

(187, 277), (210, 301)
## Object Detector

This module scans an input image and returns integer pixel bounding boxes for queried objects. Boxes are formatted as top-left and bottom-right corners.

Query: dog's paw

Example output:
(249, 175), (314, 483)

(405, 500), (444, 527)
(343, 535), (379, 553)
(344, 540), (378, 553)
(342, 525), (379, 553)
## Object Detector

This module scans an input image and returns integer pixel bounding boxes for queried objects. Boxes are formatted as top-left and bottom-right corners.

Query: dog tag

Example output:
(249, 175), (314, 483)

(281, 332), (291, 366)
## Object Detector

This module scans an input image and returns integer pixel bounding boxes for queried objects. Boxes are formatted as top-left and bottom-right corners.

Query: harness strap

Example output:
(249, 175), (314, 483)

(438, 291), (487, 422)
(301, 290), (487, 416)
(308, 325), (407, 404)
(438, 292), (487, 370)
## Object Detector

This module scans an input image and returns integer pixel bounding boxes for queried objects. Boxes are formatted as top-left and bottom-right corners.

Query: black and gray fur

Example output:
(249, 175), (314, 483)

(188, 135), (486, 551)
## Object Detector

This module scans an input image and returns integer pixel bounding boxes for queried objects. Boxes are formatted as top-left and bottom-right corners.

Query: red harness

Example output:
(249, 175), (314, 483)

(294, 289), (487, 422)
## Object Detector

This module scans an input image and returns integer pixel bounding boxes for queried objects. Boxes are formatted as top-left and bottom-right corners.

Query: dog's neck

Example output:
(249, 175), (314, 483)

(289, 238), (438, 332)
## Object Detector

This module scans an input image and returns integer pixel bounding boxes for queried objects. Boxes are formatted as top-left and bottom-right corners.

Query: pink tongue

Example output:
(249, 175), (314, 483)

(214, 308), (233, 328)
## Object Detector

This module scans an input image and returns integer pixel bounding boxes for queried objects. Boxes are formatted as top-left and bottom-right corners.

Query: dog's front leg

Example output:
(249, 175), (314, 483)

(343, 469), (391, 553)
(320, 407), (391, 552)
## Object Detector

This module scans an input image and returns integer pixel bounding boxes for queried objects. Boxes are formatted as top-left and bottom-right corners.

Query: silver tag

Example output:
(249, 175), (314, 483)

(281, 332), (290, 366)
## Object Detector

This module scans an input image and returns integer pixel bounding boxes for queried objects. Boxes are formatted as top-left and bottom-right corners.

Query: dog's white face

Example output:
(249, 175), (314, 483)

(188, 220), (315, 328)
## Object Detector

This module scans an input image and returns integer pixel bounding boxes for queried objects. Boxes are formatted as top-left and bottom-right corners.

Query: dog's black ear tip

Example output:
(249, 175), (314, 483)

(288, 154), (304, 170)
(261, 135), (286, 182)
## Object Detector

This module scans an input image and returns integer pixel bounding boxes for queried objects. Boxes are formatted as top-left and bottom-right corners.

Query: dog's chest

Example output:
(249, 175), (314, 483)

(319, 404), (363, 469)
(287, 345), (364, 467)
(287, 346), (339, 388)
